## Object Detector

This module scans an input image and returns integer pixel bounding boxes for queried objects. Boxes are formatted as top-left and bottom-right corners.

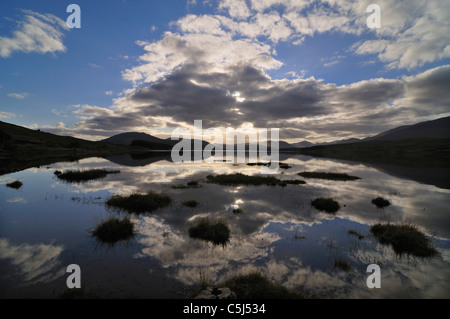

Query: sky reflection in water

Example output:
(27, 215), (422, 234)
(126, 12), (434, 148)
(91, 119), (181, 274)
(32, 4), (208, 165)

(0, 154), (449, 298)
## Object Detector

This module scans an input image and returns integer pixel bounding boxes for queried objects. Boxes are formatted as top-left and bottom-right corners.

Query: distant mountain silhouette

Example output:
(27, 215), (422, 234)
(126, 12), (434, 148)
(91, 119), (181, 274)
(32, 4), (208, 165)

(364, 116), (450, 141)
(102, 132), (209, 150)
(280, 116), (450, 148)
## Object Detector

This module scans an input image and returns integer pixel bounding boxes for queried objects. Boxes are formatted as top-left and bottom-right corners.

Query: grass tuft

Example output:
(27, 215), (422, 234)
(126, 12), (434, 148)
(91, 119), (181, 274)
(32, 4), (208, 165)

(298, 171), (361, 181)
(206, 173), (280, 186)
(56, 169), (120, 183)
(106, 191), (172, 214)
(371, 197), (390, 208)
(370, 223), (438, 258)
(188, 218), (230, 247)
(6, 180), (22, 189)
(91, 217), (134, 244)
(311, 197), (340, 214)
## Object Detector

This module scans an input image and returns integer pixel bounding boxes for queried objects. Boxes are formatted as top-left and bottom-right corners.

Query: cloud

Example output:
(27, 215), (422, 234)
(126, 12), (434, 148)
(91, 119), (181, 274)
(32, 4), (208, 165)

(0, 10), (68, 58)
(0, 111), (17, 119)
(105, 90), (114, 95)
(7, 92), (29, 99)
(351, 0), (450, 70)
(88, 63), (102, 69)
(44, 1), (450, 142)
(0, 238), (65, 282)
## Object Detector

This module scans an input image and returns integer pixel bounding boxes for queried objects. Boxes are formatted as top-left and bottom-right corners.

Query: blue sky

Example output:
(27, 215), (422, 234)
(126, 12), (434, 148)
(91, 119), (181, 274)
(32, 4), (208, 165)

(1, 0), (449, 142)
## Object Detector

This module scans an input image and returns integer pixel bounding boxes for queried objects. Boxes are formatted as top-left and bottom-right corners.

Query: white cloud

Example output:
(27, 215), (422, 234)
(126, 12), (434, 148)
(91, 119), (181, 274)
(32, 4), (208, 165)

(0, 238), (65, 282)
(0, 10), (68, 58)
(218, 0), (251, 20)
(7, 92), (29, 99)
(105, 90), (114, 95)
(351, 0), (450, 70)
(0, 111), (16, 119)
(88, 63), (102, 69)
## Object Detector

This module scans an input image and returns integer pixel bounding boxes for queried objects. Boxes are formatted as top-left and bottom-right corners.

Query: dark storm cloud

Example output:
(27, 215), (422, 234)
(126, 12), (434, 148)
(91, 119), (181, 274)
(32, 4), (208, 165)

(70, 63), (450, 142)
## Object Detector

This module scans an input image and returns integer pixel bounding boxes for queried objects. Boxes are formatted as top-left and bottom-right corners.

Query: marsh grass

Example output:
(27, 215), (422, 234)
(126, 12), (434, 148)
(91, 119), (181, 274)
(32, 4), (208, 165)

(188, 218), (230, 247)
(370, 223), (439, 258)
(371, 197), (391, 208)
(282, 179), (306, 185)
(279, 163), (291, 169)
(311, 197), (340, 214)
(172, 181), (201, 189)
(298, 171), (361, 181)
(106, 191), (172, 214)
(183, 200), (199, 208)
(6, 180), (22, 189)
(206, 173), (280, 186)
(91, 217), (134, 245)
(334, 259), (352, 272)
(56, 169), (120, 183)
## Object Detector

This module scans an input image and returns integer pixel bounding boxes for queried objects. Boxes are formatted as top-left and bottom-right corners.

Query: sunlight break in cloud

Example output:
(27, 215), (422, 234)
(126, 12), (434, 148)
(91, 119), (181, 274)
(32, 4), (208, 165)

(0, 10), (68, 58)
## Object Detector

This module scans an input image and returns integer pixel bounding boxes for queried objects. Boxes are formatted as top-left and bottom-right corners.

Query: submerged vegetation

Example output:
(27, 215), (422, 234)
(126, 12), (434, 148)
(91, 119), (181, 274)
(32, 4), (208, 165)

(298, 171), (361, 181)
(311, 197), (340, 214)
(188, 218), (231, 247)
(91, 217), (134, 244)
(56, 169), (120, 183)
(371, 197), (391, 208)
(370, 223), (438, 258)
(106, 191), (172, 214)
(6, 180), (22, 189)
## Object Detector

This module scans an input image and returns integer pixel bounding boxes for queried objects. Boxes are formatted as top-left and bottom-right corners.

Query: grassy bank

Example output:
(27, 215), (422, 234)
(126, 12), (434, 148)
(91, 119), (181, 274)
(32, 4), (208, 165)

(0, 120), (146, 176)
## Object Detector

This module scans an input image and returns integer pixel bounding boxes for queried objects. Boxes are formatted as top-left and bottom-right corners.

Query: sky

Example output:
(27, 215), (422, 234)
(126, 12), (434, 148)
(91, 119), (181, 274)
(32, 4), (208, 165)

(0, 0), (449, 143)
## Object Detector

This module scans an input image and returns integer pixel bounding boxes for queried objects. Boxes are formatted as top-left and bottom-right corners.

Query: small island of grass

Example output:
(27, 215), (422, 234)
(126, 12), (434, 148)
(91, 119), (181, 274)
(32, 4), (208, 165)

(371, 197), (390, 208)
(206, 173), (281, 186)
(6, 180), (23, 189)
(298, 171), (361, 181)
(106, 191), (172, 214)
(370, 223), (438, 258)
(311, 197), (340, 214)
(334, 259), (352, 272)
(56, 169), (120, 183)
(91, 217), (134, 245)
(188, 218), (230, 247)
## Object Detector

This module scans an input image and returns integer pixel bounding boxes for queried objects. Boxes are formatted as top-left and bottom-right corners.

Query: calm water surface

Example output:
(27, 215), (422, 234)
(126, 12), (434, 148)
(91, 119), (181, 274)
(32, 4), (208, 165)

(1, 154), (449, 298)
